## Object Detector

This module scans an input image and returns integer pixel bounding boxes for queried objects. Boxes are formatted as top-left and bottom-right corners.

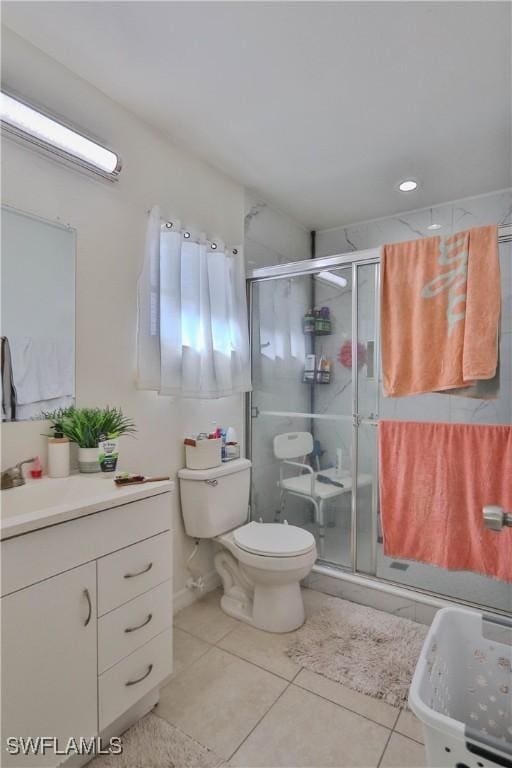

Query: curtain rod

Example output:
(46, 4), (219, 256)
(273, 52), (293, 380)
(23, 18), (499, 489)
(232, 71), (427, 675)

(145, 210), (240, 255)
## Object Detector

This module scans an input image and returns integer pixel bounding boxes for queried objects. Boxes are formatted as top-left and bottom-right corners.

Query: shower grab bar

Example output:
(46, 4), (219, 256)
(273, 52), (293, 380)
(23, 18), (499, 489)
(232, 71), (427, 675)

(255, 410), (380, 425)
(256, 410), (353, 422)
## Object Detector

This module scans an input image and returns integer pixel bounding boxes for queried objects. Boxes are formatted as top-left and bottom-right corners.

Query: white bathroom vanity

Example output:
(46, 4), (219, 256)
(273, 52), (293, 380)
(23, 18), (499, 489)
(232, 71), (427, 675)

(0, 474), (174, 767)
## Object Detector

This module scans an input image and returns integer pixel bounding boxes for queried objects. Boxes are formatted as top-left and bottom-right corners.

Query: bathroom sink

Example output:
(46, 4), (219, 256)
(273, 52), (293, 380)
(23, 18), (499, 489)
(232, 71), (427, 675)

(1, 473), (174, 540)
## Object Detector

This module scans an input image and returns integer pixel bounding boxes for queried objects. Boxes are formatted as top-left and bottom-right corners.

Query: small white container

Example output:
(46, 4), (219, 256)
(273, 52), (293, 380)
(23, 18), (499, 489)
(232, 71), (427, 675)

(185, 438), (222, 470)
(47, 438), (70, 478)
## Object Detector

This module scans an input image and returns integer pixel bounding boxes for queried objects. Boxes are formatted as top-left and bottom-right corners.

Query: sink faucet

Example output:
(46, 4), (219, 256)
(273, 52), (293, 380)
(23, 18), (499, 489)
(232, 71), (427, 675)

(1, 458), (36, 490)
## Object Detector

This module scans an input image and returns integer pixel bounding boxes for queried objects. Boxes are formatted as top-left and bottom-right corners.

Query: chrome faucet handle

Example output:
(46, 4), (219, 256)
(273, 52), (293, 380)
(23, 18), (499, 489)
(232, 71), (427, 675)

(483, 505), (512, 532)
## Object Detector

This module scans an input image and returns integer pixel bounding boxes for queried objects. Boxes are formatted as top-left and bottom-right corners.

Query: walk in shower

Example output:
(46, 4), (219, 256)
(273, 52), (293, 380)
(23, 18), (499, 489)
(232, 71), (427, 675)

(246, 228), (511, 615)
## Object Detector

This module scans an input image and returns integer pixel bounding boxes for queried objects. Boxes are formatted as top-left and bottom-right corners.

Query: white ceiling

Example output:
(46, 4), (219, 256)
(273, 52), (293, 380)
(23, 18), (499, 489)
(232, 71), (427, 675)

(2, 1), (511, 229)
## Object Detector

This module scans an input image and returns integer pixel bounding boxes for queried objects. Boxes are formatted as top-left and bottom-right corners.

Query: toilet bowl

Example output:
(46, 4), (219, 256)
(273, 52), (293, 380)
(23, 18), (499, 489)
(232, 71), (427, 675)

(216, 521), (316, 632)
(178, 459), (317, 633)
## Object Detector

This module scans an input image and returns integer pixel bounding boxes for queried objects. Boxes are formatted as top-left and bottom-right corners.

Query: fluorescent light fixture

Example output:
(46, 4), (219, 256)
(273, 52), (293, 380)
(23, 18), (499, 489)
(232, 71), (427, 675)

(315, 270), (348, 288)
(398, 179), (418, 192)
(0, 91), (121, 179)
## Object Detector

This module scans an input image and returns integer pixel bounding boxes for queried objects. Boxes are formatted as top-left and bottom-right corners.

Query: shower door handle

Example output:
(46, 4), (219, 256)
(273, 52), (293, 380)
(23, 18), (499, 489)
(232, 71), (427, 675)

(483, 505), (512, 532)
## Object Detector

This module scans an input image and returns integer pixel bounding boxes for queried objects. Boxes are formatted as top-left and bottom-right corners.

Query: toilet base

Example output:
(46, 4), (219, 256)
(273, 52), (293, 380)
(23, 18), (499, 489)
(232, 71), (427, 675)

(214, 549), (307, 633)
(220, 592), (254, 626)
(220, 581), (305, 633)
(252, 581), (305, 633)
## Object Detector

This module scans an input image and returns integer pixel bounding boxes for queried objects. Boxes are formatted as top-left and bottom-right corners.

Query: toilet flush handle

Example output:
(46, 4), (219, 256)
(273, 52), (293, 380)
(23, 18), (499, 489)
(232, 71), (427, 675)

(205, 479), (218, 487)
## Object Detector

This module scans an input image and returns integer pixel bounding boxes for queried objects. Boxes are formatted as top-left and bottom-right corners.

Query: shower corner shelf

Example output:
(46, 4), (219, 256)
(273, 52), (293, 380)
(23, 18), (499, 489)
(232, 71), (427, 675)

(303, 329), (332, 337)
(302, 374), (331, 385)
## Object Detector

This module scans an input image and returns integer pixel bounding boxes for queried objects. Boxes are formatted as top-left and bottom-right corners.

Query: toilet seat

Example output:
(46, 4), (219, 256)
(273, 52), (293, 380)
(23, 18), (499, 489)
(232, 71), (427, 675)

(233, 521), (315, 557)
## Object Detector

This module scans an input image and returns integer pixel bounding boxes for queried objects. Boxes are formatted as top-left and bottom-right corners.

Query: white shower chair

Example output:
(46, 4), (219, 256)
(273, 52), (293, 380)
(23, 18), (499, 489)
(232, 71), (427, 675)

(273, 431), (348, 537)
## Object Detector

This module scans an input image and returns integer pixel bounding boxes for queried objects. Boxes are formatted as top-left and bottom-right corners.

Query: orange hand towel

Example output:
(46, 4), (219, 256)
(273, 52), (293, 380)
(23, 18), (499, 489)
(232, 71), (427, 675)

(381, 225), (500, 397)
(379, 420), (512, 582)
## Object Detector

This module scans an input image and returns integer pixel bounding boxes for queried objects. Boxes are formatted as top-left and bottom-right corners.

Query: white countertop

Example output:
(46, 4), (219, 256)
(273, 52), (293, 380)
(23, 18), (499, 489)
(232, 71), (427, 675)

(0, 473), (174, 541)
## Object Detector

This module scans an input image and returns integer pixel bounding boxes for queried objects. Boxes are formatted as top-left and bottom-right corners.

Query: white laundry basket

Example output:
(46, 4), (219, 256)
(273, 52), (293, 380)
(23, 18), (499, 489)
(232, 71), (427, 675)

(409, 607), (512, 768)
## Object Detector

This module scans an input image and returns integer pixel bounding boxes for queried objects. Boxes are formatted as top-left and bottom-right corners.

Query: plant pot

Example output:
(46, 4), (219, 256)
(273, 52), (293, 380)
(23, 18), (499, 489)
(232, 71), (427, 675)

(48, 437), (71, 478)
(78, 446), (100, 473)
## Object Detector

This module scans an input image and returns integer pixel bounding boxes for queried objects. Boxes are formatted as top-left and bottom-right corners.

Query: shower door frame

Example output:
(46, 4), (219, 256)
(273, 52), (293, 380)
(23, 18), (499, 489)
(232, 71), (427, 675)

(246, 248), (381, 578)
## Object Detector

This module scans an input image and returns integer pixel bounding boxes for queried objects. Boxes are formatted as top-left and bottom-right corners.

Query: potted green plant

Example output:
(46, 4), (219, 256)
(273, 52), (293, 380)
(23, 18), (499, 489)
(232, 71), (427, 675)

(41, 406), (75, 478)
(60, 407), (136, 474)
(97, 407), (137, 473)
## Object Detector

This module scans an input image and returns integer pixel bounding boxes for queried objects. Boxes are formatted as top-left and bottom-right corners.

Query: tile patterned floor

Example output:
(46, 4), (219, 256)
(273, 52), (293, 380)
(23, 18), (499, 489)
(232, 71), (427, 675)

(157, 588), (426, 767)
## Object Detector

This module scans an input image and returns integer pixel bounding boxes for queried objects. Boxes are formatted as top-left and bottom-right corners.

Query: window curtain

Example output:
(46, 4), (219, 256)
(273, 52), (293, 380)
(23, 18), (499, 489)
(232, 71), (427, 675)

(137, 206), (251, 399)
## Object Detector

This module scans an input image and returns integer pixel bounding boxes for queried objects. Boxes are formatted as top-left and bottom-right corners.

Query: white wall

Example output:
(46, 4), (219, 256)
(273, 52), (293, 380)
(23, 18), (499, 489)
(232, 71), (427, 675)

(1, 28), (246, 607)
(245, 190), (310, 268)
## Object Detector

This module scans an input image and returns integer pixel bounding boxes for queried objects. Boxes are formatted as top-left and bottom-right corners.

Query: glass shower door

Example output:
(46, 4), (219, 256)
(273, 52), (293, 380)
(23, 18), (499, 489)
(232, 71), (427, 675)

(249, 265), (355, 568)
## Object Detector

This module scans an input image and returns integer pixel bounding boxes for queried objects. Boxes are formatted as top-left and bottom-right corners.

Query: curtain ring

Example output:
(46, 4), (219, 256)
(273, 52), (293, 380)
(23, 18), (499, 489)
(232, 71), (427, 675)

(165, 221), (173, 229)
(183, 231), (191, 239)
(211, 242), (217, 250)
(232, 248), (238, 255)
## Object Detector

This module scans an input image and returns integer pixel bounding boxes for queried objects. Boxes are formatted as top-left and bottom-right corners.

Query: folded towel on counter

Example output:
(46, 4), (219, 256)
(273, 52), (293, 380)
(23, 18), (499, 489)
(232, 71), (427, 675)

(379, 420), (512, 582)
(9, 336), (74, 406)
(381, 225), (500, 397)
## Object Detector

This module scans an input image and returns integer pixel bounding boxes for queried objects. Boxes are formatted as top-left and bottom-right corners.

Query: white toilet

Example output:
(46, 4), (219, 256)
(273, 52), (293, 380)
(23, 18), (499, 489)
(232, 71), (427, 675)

(178, 458), (317, 633)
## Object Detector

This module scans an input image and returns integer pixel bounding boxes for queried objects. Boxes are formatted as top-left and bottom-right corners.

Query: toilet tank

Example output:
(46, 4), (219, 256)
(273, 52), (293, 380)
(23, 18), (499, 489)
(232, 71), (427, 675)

(178, 458), (251, 539)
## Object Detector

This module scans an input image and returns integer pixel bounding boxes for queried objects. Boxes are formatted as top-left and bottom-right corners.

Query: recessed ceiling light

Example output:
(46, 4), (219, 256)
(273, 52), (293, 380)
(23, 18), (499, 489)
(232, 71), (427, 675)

(398, 179), (418, 192)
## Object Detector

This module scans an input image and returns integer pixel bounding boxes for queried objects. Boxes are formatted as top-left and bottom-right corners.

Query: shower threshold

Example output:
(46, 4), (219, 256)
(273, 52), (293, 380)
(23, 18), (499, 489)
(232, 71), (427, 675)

(307, 562), (511, 623)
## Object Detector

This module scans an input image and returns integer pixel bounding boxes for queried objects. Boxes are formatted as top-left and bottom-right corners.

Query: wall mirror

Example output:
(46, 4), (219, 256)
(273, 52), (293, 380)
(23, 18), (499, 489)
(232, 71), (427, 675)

(1, 206), (76, 421)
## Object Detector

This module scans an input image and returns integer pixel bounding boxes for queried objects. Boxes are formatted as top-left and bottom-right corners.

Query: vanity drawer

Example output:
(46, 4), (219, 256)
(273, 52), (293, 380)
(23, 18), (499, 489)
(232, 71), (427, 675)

(98, 579), (172, 673)
(1, 492), (171, 597)
(99, 628), (173, 730)
(97, 531), (171, 616)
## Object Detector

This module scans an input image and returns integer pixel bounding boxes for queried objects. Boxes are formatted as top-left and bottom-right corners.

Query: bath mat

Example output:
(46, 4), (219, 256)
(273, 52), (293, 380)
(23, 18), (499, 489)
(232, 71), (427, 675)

(286, 596), (428, 707)
(88, 712), (223, 768)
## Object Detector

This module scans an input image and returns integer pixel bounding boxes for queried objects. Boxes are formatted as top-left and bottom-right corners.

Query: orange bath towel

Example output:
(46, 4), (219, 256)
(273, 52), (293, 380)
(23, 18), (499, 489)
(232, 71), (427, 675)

(379, 420), (512, 582)
(381, 225), (500, 397)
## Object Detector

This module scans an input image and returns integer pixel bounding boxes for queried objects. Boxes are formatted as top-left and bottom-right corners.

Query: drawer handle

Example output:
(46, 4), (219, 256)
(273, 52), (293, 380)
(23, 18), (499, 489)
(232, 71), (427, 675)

(83, 588), (92, 627)
(125, 664), (153, 687)
(124, 562), (153, 579)
(124, 613), (153, 633)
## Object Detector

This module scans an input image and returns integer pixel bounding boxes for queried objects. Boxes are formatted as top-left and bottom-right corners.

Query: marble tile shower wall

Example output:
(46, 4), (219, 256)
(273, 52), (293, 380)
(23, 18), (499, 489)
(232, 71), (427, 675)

(313, 190), (512, 475)
(245, 193), (312, 523)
